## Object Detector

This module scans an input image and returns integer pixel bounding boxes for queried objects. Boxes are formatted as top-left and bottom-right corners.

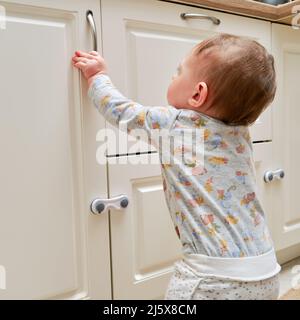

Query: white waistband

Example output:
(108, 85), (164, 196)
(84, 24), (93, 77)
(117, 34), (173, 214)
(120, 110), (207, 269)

(182, 248), (281, 281)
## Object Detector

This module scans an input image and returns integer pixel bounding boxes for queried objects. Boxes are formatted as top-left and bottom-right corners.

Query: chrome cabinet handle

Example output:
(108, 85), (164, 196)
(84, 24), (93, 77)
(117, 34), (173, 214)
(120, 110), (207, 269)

(264, 169), (285, 183)
(86, 10), (98, 52)
(180, 13), (221, 25)
(90, 194), (129, 215)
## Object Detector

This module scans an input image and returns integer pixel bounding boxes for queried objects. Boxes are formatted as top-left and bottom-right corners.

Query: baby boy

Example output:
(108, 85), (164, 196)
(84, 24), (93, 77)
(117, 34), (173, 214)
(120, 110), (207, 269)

(72, 33), (281, 300)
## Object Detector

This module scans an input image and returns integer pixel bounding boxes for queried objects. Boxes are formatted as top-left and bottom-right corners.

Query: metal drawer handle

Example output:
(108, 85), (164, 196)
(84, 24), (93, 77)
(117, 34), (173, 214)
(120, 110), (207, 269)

(90, 194), (129, 215)
(180, 13), (221, 25)
(86, 10), (98, 52)
(264, 169), (285, 183)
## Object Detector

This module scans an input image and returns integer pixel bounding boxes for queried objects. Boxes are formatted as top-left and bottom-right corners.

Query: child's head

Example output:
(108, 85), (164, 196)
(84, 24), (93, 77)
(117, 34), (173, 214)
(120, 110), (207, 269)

(167, 33), (276, 126)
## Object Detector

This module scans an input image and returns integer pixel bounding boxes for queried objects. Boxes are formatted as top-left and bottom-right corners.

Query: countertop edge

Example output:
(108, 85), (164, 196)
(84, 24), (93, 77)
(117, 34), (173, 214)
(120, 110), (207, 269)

(161, 0), (300, 25)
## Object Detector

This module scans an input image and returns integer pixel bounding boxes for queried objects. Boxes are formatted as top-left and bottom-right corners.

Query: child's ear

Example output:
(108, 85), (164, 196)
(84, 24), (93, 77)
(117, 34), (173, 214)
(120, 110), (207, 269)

(188, 82), (208, 108)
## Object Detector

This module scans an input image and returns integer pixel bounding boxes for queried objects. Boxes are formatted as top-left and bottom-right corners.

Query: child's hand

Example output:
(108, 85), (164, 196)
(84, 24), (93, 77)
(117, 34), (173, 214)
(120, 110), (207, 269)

(72, 50), (108, 86)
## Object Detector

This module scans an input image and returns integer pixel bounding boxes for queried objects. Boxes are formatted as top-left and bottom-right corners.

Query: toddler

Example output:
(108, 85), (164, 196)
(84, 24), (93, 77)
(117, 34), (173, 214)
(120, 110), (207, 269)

(72, 33), (281, 300)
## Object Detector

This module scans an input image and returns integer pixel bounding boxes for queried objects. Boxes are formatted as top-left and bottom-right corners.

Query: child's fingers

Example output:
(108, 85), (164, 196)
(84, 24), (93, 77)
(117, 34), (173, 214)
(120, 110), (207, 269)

(75, 50), (95, 59)
(72, 56), (88, 63)
(89, 51), (99, 56)
(73, 61), (86, 69)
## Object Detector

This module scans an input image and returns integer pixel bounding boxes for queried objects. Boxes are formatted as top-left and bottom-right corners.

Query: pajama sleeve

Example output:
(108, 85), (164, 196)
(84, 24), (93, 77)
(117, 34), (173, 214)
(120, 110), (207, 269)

(87, 74), (180, 139)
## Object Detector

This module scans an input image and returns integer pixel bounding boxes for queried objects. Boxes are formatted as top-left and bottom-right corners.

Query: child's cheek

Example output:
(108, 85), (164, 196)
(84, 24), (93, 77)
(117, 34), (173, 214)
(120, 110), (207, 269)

(167, 81), (177, 106)
(166, 87), (173, 106)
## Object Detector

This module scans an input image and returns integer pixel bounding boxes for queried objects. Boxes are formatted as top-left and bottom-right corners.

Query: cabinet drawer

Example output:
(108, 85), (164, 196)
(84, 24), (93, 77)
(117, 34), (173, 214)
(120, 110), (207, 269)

(101, 0), (272, 156)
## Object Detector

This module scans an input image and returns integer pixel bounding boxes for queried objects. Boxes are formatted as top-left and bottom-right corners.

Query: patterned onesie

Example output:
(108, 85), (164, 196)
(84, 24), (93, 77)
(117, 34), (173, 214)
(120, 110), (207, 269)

(88, 73), (281, 300)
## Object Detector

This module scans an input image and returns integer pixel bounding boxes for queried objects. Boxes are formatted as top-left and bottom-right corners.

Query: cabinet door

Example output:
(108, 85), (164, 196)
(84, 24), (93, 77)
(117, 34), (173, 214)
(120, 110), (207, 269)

(252, 143), (276, 249)
(271, 24), (300, 251)
(101, 0), (272, 156)
(107, 154), (182, 299)
(0, 0), (111, 299)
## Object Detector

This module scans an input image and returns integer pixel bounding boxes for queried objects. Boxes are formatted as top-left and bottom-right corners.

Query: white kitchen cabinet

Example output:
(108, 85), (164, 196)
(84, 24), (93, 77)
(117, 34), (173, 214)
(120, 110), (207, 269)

(1, 0), (299, 301)
(271, 23), (300, 251)
(101, 0), (272, 156)
(0, 0), (111, 299)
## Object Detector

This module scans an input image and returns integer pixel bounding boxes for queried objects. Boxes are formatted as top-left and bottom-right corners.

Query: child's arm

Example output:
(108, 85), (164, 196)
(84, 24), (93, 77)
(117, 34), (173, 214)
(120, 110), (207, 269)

(72, 50), (179, 137)
(88, 73), (179, 135)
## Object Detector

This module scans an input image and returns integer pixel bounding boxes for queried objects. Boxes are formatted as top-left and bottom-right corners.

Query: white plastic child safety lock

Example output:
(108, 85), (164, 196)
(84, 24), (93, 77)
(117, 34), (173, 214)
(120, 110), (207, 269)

(90, 194), (129, 215)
